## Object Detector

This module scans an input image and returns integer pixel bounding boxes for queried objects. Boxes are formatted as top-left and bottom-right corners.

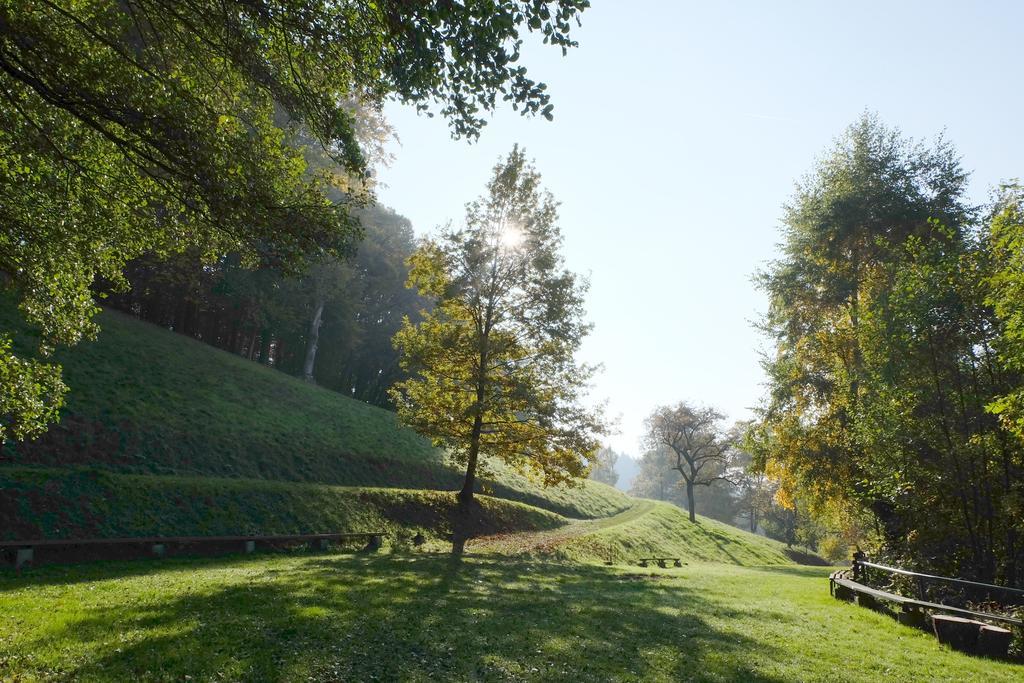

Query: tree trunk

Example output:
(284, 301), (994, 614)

(259, 331), (272, 365)
(685, 479), (696, 522)
(302, 298), (325, 383)
(452, 413), (484, 555)
(459, 318), (491, 508)
(247, 330), (259, 360)
(459, 415), (483, 507)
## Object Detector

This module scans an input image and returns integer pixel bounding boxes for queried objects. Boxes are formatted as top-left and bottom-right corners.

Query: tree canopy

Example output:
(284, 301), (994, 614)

(0, 0), (590, 441)
(751, 113), (1024, 584)
(644, 402), (737, 523)
(987, 184), (1024, 441)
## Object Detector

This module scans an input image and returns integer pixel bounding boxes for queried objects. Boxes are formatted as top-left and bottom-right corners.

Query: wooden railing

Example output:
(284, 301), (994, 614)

(830, 552), (1022, 660)
(0, 532), (385, 570)
(852, 554), (1024, 609)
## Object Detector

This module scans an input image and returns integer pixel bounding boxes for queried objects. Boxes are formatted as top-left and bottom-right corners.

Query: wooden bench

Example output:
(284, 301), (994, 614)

(637, 557), (682, 568)
(0, 532), (385, 569)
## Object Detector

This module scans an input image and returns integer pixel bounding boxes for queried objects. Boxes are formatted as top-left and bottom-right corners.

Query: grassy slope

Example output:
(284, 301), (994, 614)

(1, 553), (1019, 682)
(1, 304), (630, 521)
(470, 499), (808, 566)
(0, 468), (563, 544)
(0, 468), (814, 571)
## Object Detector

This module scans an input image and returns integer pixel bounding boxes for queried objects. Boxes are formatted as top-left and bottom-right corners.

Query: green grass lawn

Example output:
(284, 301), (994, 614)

(1, 553), (1019, 682)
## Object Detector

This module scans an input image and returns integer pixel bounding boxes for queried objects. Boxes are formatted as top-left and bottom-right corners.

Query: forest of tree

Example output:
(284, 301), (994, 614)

(0, 0), (590, 440)
(749, 114), (1024, 585)
(101, 201), (422, 408)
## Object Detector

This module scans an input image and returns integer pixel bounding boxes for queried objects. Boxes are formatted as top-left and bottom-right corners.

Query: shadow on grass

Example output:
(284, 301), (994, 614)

(754, 564), (834, 579)
(782, 548), (830, 566)
(9, 554), (790, 682)
(0, 549), (363, 590)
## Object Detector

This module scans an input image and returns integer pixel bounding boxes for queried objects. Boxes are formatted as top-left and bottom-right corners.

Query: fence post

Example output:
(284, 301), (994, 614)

(852, 548), (865, 583)
(15, 547), (33, 570)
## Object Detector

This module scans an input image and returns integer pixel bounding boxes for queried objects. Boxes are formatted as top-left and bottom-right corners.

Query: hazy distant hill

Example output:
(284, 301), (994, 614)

(614, 454), (641, 492)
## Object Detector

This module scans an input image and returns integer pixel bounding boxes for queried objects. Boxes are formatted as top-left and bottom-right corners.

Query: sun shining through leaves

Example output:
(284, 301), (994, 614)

(498, 221), (526, 251)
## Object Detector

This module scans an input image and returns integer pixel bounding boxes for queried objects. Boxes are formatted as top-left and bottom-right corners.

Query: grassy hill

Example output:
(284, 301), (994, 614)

(1, 301), (818, 572)
(470, 500), (813, 566)
(10, 301), (987, 681)
(1, 304), (631, 528)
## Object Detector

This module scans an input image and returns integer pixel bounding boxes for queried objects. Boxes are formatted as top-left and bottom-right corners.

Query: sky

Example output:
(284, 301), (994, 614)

(377, 0), (1024, 458)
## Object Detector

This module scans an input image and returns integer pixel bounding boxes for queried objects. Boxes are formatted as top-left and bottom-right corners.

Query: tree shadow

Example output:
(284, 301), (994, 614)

(706, 533), (743, 566)
(10, 554), (790, 681)
(782, 548), (830, 566)
(754, 564), (834, 579)
(0, 548), (368, 591)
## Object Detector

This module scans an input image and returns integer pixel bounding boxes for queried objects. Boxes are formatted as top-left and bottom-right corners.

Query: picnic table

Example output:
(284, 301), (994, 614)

(637, 557), (682, 568)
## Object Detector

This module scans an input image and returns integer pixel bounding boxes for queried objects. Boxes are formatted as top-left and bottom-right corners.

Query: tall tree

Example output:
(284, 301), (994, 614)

(299, 259), (348, 383)
(988, 184), (1024, 440)
(753, 114), (971, 510)
(735, 469), (772, 534)
(753, 114), (1024, 584)
(0, 0), (590, 441)
(644, 402), (736, 522)
(391, 147), (605, 524)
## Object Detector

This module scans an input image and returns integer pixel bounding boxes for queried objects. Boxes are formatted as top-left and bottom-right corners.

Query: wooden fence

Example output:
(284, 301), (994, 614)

(0, 532), (384, 570)
(830, 554), (1022, 658)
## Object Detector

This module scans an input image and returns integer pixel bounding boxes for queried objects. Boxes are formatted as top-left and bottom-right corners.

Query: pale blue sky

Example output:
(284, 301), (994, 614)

(378, 0), (1024, 457)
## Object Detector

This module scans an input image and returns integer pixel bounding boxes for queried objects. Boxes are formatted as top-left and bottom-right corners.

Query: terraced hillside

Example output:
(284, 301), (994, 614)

(0, 469), (567, 543)
(1, 303), (816, 572)
(1, 304), (631, 541)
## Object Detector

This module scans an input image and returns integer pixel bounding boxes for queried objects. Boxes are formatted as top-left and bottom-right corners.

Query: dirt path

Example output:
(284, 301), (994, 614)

(468, 500), (655, 555)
